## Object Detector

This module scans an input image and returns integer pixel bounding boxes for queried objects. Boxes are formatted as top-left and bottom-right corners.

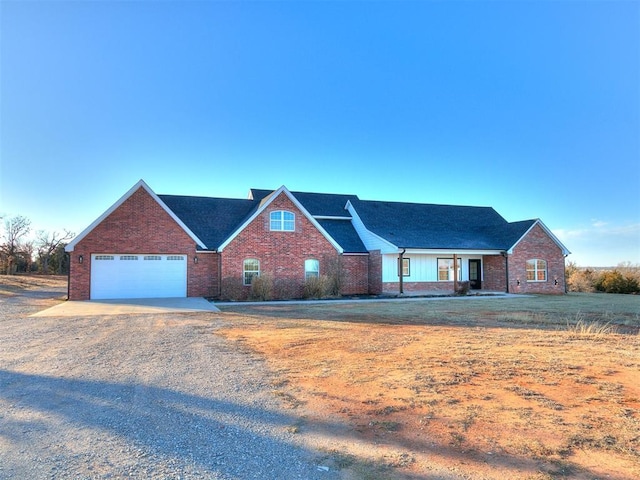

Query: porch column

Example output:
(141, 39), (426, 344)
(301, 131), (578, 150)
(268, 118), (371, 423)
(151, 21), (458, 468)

(398, 249), (405, 295)
(453, 253), (458, 293)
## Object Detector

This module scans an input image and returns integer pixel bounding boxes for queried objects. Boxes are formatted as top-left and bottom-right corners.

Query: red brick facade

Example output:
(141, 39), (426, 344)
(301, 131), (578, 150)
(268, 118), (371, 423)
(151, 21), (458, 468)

(68, 187), (217, 300)
(482, 254), (508, 292)
(68, 186), (566, 300)
(508, 224), (566, 294)
(220, 192), (370, 300)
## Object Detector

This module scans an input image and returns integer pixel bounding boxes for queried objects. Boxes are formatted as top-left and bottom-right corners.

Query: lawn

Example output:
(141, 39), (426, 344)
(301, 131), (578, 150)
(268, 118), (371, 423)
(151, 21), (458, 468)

(219, 293), (640, 479)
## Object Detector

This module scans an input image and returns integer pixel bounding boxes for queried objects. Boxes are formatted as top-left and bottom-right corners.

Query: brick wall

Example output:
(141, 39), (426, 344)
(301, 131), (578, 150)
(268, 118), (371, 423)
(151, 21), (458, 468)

(68, 187), (217, 300)
(219, 192), (346, 299)
(482, 254), (507, 292)
(508, 223), (566, 294)
(368, 250), (383, 294)
(383, 281), (458, 294)
(341, 254), (370, 295)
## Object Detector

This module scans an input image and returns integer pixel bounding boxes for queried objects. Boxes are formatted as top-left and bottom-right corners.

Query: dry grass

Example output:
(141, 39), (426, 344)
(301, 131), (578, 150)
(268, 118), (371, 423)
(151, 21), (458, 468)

(219, 294), (640, 479)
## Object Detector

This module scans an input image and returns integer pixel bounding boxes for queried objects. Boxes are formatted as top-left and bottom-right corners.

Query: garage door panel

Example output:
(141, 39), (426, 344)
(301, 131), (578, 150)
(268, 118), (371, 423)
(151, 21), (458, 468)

(91, 254), (187, 299)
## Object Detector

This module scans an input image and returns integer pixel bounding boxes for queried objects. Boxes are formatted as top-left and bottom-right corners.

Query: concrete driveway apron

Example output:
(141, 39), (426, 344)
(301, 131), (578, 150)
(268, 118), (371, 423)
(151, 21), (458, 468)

(31, 297), (220, 317)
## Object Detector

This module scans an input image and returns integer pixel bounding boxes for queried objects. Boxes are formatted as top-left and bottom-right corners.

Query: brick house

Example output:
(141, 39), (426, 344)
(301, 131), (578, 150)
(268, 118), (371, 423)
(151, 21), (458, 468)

(65, 180), (570, 300)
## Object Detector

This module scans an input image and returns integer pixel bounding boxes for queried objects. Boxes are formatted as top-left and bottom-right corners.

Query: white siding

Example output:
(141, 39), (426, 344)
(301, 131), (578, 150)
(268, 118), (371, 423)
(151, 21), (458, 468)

(346, 202), (397, 253)
(382, 253), (483, 282)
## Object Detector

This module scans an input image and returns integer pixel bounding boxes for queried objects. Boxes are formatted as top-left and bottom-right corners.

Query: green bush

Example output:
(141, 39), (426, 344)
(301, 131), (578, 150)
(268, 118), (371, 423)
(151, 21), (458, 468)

(594, 270), (640, 294)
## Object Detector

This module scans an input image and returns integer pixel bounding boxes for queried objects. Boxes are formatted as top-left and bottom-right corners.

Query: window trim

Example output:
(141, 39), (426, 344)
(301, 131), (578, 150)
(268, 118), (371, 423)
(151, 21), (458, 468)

(437, 258), (462, 282)
(398, 258), (410, 277)
(243, 258), (260, 286)
(269, 210), (295, 232)
(526, 258), (547, 282)
(305, 258), (320, 280)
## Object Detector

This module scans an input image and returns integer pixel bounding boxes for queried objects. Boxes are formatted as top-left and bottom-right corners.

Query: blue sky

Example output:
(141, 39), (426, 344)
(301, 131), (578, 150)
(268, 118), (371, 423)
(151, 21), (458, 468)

(1, 0), (638, 266)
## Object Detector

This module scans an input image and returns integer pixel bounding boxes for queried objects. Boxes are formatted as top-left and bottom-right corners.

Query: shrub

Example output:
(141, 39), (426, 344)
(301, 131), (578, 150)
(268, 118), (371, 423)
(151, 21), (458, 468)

(323, 255), (344, 296)
(303, 275), (330, 299)
(566, 262), (596, 293)
(594, 270), (640, 294)
(455, 281), (470, 295)
(250, 274), (273, 301)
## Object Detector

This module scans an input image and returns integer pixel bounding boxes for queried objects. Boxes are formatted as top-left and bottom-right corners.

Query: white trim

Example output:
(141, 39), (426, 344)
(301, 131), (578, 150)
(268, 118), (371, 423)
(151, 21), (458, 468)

(400, 248), (504, 256)
(65, 179), (207, 252)
(217, 186), (344, 253)
(313, 215), (352, 220)
(507, 219), (571, 256)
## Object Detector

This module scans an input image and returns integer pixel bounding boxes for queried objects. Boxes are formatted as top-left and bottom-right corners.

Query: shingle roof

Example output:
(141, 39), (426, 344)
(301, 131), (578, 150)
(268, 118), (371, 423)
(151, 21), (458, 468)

(159, 195), (259, 250)
(316, 219), (367, 253)
(160, 189), (538, 253)
(350, 198), (530, 250)
(250, 189), (358, 217)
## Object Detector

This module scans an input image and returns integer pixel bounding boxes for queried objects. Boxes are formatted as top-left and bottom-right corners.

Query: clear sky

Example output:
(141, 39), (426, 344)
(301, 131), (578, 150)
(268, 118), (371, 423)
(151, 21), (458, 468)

(1, 0), (638, 267)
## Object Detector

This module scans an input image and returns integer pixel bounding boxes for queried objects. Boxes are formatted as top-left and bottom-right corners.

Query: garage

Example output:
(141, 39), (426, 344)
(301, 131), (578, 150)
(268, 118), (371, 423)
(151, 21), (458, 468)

(90, 254), (187, 300)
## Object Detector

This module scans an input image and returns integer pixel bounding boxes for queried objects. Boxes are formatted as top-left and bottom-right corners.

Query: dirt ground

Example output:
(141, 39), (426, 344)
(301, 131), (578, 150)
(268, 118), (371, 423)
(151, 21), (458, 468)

(2, 275), (638, 479)
(219, 298), (640, 479)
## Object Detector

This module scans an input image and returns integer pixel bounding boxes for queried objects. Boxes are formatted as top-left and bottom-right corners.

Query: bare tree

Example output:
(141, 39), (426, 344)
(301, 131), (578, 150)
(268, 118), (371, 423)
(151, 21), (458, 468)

(36, 229), (74, 274)
(0, 216), (32, 274)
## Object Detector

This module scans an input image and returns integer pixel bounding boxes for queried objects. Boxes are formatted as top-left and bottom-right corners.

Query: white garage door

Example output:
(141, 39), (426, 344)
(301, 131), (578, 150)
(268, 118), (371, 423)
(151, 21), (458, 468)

(90, 254), (187, 300)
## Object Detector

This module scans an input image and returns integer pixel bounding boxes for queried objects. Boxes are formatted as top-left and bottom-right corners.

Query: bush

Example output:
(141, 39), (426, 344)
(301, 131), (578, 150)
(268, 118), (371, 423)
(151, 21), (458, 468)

(594, 270), (640, 294)
(455, 281), (470, 295)
(303, 275), (330, 299)
(323, 255), (344, 296)
(250, 274), (273, 301)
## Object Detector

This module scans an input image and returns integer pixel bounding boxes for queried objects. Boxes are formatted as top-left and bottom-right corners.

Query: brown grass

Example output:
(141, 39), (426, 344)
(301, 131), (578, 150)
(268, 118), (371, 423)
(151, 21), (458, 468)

(219, 296), (640, 479)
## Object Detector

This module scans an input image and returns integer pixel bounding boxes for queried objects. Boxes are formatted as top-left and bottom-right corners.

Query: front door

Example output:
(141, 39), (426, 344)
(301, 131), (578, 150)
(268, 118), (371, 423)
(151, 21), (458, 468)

(469, 259), (481, 290)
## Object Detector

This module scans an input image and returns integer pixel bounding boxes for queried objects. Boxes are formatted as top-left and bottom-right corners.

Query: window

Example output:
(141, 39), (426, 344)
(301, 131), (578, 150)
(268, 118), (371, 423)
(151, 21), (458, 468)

(270, 210), (295, 231)
(144, 255), (161, 261)
(95, 255), (114, 261)
(120, 255), (138, 261)
(243, 259), (260, 285)
(398, 258), (410, 277)
(437, 258), (461, 281)
(305, 259), (319, 280)
(167, 255), (185, 261)
(526, 259), (547, 282)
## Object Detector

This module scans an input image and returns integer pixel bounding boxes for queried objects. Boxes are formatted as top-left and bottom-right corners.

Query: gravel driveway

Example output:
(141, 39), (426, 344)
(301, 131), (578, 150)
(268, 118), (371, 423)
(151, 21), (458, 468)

(0, 285), (340, 479)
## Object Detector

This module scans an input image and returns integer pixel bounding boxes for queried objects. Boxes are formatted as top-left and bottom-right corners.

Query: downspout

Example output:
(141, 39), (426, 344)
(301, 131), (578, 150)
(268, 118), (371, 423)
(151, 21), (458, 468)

(398, 249), (405, 295)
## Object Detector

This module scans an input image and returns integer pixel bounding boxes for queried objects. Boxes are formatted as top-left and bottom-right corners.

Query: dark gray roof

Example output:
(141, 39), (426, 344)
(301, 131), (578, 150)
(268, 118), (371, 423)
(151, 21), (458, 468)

(350, 198), (531, 250)
(159, 194), (259, 250)
(317, 219), (367, 253)
(250, 189), (358, 217)
(159, 189), (537, 253)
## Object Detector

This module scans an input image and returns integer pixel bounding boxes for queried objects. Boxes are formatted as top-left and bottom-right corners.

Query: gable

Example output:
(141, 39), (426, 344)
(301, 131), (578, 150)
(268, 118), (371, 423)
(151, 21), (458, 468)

(218, 186), (344, 253)
(65, 180), (205, 252)
(508, 220), (570, 256)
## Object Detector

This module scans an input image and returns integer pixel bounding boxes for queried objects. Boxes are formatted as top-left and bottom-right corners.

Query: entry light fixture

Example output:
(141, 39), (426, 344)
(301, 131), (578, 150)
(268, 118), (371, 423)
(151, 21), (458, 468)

(516, 279), (520, 286)
(79, 255), (84, 264)
(194, 256), (198, 264)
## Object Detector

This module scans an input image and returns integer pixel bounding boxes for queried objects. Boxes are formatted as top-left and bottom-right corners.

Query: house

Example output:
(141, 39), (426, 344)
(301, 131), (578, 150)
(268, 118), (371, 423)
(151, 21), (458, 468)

(65, 180), (570, 300)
